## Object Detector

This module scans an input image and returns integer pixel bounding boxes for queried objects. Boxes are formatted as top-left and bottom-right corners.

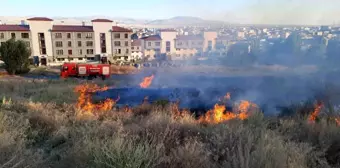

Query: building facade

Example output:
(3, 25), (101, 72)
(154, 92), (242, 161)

(0, 17), (225, 64)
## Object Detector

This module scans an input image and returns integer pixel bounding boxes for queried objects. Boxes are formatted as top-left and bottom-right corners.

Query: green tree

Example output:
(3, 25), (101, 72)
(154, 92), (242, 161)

(0, 38), (31, 74)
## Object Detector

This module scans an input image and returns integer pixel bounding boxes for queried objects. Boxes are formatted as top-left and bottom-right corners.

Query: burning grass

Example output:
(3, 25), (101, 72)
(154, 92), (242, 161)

(2, 79), (340, 167)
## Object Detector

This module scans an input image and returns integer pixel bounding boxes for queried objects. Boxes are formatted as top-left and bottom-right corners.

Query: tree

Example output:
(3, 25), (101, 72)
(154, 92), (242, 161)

(0, 38), (31, 74)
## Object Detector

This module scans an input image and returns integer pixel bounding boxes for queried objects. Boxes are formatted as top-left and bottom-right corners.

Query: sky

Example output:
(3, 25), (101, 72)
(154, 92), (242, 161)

(1, 0), (340, 25)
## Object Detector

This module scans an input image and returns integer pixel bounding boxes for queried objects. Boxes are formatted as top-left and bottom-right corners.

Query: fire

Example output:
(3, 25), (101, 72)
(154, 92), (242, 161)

(140, 74), (154, 88)
(335, 118), (340, 126)
(199, 93), (258, 124)
(74, 83), (119, 117)
(308, 101), (323, 124)
(0, 72), (8, 77)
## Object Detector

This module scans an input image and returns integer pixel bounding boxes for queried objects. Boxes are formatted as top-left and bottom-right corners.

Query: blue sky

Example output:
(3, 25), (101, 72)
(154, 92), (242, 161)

(1, 0), (340, 24)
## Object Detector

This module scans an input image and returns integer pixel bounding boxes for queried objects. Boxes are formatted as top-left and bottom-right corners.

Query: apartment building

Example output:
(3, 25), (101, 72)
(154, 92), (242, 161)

(0, 24), (32, 49)
(174, 35), (204, 59)
(141, 35), (162, 60)
(131, 39), (143, 61)
(203, 31), (218, 52)
(159, 29), (177, 57)
(111, 26), (133, 61)
(51, 25), (95, 63)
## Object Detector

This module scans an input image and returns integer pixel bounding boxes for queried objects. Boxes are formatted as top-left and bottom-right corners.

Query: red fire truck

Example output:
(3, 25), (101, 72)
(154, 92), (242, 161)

(60, 62), (111, 80)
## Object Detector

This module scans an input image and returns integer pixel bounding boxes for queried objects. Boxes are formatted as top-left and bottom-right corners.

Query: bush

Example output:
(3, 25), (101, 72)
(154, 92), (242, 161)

(0, 38), (31, 75)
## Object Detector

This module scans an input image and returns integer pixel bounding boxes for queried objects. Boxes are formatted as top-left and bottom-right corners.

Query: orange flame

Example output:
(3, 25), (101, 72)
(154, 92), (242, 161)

(74, 83), (119, 117)
(308, 101), (323, 124)
(140, 75), (154, 88)
(198, 93), (258, 124)
(335, 118), (340, 126)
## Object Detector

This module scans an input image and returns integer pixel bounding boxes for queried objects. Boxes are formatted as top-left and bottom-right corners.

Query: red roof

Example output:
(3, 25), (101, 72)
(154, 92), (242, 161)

(176, 35), (204, 41)
(0, 25), (30, 31)
(132, 39), (142, 46)
(112, 26), (132, 32)
(27, 17), (53, 21)
(52, 25), (93, 32)
(91, 19), (113, 22)
(141, 35), (162, 41)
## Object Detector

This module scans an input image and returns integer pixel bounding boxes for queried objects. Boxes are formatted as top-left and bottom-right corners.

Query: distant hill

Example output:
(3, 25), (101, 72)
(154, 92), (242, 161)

(146, 16), (226, 27)
(0, 16), (226, 28)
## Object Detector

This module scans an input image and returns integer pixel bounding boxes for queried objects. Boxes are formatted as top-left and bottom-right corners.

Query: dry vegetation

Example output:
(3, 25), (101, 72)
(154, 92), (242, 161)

(111, 65), (139, 75)
(1, 78), (340, 168)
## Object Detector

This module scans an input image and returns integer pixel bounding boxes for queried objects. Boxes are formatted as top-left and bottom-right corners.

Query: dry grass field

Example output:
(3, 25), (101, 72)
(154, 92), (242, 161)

(1, 74), (340, 168)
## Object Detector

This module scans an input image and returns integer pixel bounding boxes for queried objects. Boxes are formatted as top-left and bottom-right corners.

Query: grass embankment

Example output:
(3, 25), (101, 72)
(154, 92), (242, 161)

(0, 79), (340, 168)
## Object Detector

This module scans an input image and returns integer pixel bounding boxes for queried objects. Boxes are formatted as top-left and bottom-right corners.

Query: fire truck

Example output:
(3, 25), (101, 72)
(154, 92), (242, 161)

(60, 62), (111, 80)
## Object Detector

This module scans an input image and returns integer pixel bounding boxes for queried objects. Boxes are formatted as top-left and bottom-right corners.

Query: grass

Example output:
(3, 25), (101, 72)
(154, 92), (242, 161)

(1, 78), (340, 168)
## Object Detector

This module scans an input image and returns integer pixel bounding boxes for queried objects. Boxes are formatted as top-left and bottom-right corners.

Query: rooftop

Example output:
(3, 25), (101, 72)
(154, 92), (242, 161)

(112, 26), (132, 32)
(159, 29), (177, 32)
(0, 25), (30, 31)
(52, 25), (94, 32)
(141, 35), (162, 41)
(27, 17), (53, 21)
(132, 39), (142, 46)
(91, 19), (113, 23)
(176, 35), (204, 41)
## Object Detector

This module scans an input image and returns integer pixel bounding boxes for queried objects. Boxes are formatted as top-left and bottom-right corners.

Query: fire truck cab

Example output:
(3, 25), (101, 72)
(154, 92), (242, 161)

(60, 62), (111, 80)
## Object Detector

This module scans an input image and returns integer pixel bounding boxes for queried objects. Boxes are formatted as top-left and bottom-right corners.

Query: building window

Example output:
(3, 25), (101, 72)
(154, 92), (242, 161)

(68, 50), (73, 55)
(178, 42), (182, 46)
(86, 33), (93, 39)
(0, 33), (4, 39)
(67, 33), (71, 39)
(86, 49), (94, 54)
(86, 41), (93, 47)
(78, 41), (82, 47)
(21, 33), (29, 39)
(11, 33), (16, 38)
(114, 33), (120, 39)
(101, 48), (106, 53)
(126, 49), (129, 54)
(166, 41), (171, 52)
(78, 58), (83, 60)
(55, 41), (63, 47)
(137, 47), (139, 50)
(125, 41), (129, 46)
(115, 49), (121, 54)
(77, 33), (81, 39)
(114, 41), (121, 46)
(41, 48), (46, 55)
(124, 33), (128, 39)
(68, 41), (72, 47)
(56, 50), (64, 55)
(55, 33), (62, 38)
(131, 47), (134, 50)
(78, 49), (82, 55)
(155, 42), (160, 46)
(148, 42), (151, 46)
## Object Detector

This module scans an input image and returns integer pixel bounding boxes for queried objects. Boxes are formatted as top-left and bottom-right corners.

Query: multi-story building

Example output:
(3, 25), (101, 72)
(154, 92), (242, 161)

(0, 24), (32, 48)
(159, 29), (177, 58)
(141, 35), (162, 60)
(51, 24), (95, 63)
(0, 17), (134, 65)
(111, 26), (133, 61)
(174, 35), (204, 60)
(131, 39), (143, 61)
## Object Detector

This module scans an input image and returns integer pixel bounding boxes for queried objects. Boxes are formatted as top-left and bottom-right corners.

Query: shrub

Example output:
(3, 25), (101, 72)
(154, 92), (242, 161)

(0, 38), (31, 75)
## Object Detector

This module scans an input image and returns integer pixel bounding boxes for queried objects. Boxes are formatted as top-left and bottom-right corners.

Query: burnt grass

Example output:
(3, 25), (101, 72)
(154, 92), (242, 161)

(2, 77), (340, 168)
